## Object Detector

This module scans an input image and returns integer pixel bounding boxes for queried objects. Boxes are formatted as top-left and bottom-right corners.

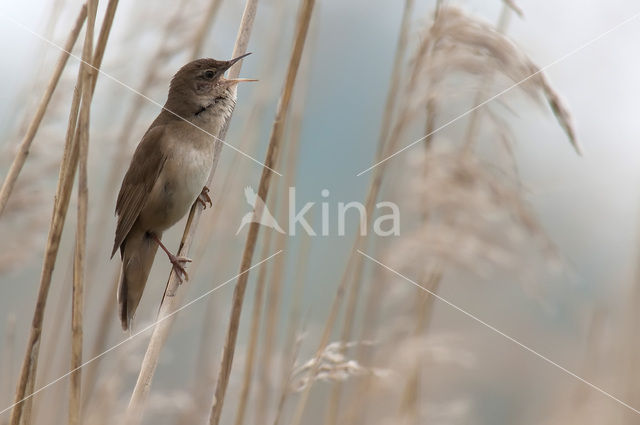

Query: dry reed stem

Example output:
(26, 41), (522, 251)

(0, 6), (87, 217)
(8, 2), (117, 422)
(122, 2), (260, 424)
(234, 228), (275, 425)
(209, 1), (315, 423)
(275, 31), (314, 389)
(255, 125), (299, 424)
(208, 17), (285, 418)
(69, 1), (98, 423)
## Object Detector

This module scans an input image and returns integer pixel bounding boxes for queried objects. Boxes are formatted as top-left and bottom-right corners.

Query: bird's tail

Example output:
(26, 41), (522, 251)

(117, 229), (159, 331)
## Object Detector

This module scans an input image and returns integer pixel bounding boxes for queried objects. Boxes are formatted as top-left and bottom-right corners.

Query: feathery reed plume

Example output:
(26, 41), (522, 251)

(0, 6), (87, 216)
(291, 341), (388, 393)
(208, 1), (316, 424)
(122, 2), (260, 424)
(462, 3), (514, 152)
(415, 6), (581, 155)
(69, 1), (98, 423)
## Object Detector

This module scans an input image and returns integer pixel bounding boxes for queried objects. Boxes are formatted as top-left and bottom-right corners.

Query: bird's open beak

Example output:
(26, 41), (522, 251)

(220, 53), (256, 85)
(225, 78), (258, 85)
(219, 77), (258, 88)
(222, 52), (252, 71)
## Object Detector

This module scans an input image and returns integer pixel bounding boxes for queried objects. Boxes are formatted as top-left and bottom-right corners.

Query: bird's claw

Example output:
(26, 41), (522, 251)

(197, 186), (213, 209)
(169, 254), (192, 282)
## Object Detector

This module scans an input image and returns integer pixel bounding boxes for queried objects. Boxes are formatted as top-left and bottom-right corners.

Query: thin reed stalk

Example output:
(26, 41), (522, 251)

(273, 325), (305, 425)
(69, 1), (98, 423)
(1, 315), (16, 409)
(0, 6), (87, 216)
(208, 1), (316, 423)
(122, 2), (260, 424)
(234, 229), (275, 425)
(398, 268), (442, 423)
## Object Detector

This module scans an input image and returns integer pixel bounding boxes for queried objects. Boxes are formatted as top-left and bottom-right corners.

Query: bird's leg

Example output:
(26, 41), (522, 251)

(149, 233), (192, 282)
(197, 186), (213, 209)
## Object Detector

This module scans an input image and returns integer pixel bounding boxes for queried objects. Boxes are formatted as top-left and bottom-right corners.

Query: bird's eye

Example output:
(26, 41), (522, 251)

(204, 70), (215, 79)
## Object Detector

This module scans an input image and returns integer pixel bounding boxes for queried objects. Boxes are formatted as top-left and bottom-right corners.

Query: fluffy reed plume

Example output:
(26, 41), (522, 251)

(411, 5), (580, 155)
(290, 341), (389, 393)
(387, 149), (551, 279)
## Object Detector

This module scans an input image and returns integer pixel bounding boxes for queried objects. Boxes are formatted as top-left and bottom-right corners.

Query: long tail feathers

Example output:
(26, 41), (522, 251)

(117, 230), (159, 331)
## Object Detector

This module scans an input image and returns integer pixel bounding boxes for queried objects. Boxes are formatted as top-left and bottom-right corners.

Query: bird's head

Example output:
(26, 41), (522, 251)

(166, 53), (256, 117)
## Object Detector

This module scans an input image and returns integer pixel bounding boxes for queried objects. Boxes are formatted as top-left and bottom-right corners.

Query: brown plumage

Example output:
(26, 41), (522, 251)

(112, 54), (254, 330)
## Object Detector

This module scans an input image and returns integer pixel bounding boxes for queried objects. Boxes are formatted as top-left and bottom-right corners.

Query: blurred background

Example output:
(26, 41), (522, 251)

(1, 0), (640, 424)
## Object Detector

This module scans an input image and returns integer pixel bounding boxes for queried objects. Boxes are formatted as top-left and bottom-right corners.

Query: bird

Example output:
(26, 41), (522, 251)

(111, 53), (256, 331)
(235, 186), (285, 235)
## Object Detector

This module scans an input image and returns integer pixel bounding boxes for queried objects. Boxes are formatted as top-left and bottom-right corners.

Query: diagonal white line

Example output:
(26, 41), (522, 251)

(356, 10), (640, 177)
(0, 12), (283, 177)
(357, 249), (640, 416)
(0, 250), (282, 417)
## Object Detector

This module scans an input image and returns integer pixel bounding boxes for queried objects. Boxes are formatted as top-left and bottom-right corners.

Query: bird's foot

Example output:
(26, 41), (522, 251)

(168, 253), (192, 282)
(197, 186), (213, 209)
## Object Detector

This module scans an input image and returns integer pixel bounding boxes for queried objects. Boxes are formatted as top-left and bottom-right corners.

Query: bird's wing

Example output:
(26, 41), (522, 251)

(112, 125), (168, 257)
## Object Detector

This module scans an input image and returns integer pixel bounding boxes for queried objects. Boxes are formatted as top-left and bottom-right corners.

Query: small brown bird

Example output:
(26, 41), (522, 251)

(112, 54), (255, 331)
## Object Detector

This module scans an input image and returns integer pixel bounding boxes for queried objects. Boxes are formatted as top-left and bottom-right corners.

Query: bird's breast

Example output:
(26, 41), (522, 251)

(139, 135), (214, 232)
